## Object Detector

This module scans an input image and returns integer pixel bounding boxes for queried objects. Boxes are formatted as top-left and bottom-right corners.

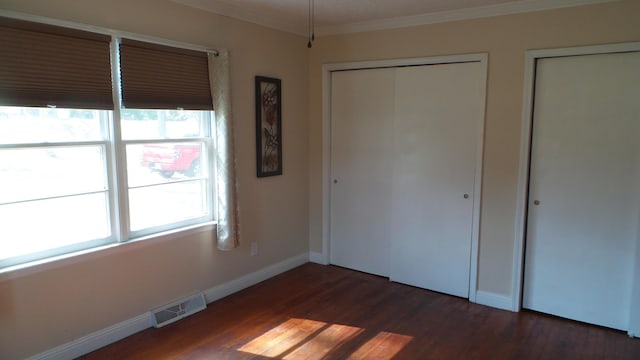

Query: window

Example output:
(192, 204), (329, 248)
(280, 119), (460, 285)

(0, 107), (113, 265)
(0, 17), (217, 269)
(123, 109), (214, 237)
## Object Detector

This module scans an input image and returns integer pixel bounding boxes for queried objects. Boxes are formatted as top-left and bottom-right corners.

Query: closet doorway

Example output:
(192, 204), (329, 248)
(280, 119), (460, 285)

(328, 55), (487, 299)
(516, 43), (640, 333)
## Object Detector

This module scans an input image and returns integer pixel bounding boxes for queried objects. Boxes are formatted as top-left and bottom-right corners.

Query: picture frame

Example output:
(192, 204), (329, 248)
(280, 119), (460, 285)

(255, 76), (283, 177)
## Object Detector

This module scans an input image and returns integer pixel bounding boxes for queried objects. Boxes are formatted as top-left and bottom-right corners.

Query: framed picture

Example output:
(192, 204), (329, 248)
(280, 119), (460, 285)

(255, 76), (282, 177)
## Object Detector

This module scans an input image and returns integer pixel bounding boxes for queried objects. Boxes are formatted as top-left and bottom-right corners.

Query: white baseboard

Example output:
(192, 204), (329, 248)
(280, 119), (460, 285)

(27, 252), (310, 360)
(26, 314), (152, 360)
(203, 252), (309, 303)
(475, 290), (514, 312)
(309, 251), (327, 264)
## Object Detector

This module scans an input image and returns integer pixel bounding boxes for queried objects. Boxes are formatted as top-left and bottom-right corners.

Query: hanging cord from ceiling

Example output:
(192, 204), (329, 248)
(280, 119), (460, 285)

(308, 0), (315, 48)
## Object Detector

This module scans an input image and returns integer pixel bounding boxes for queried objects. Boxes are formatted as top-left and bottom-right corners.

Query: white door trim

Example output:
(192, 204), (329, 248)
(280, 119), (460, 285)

(320, 53), (488, 302)
(513, 42), (640, 330)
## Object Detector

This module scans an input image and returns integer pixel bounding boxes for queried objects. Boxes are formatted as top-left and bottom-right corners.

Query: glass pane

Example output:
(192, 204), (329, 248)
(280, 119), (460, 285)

(0, 193), (110, 260)
(0, 106), (108, 144)
(120, 109), (211, 140)
(128, 180), (209, 231)
(127, 142), (205, 187)
(0, 146), (107, 204)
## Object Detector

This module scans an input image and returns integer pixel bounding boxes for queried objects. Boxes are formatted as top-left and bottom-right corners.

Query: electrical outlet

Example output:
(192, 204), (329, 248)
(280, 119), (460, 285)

(251, 241), (258, 256)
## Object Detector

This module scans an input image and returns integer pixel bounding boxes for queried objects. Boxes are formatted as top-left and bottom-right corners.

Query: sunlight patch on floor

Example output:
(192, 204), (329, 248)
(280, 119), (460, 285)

(238, 318), (413, 359)
(238, 318), (327, 357)
(284, 323), (363, 359)
(348, 331), (414, 359)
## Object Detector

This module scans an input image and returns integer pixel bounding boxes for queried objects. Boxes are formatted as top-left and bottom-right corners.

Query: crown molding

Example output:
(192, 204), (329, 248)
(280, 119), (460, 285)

(171, 0), (617, 37)
(171, 0), (306, 36)
(318, 0), (618, 36)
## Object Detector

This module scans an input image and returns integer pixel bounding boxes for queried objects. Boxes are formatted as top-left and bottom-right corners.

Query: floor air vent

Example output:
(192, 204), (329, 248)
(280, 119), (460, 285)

(151, 293), (206, 328)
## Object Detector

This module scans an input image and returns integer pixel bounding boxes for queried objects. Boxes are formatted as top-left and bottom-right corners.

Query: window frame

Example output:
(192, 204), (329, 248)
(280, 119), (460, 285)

(0, 29), (218, 271)
(110, 37), (216, 242)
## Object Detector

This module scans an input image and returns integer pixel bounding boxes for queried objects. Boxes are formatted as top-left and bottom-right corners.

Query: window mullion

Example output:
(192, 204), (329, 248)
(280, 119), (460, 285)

(0, 140), (107, 149)
(121, 138), (210, 145)
(108, 36), (130, 243)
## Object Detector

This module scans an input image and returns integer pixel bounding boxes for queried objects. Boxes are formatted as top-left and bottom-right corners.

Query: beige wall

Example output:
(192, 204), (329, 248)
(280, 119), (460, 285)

(0, 1), (309, 358)
(307, 0), (640, 296)
(1, 0), (639, 357)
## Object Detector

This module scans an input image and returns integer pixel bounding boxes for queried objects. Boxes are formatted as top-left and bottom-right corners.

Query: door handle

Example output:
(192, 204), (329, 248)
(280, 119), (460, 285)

(533, 200), (540, 206)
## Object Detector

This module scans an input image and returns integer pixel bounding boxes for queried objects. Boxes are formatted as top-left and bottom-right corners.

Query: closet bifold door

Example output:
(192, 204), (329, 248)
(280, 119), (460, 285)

(523, 51), (640, 331)
(389, 62), (484, 298)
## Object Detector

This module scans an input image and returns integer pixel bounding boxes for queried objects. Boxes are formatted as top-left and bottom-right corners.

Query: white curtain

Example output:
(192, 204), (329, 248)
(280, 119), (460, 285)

(209, 50), (240, 250)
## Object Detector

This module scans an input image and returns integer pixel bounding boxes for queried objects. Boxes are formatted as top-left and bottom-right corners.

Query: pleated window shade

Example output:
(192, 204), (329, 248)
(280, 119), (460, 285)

(0, 17), (113, 109)
(119, 39), (213, 110)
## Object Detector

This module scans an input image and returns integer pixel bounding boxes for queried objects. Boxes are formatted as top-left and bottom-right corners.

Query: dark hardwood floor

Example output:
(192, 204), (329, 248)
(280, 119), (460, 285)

(80, 263), (640, 359)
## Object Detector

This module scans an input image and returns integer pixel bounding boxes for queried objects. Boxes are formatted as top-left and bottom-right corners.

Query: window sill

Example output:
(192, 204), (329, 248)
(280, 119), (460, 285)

(0, 221), (216, 281)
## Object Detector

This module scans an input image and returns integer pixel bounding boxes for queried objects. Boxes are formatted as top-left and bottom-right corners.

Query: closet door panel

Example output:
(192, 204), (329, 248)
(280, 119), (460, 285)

(523, 51), (640, 330)
(329, 68), (395, 276)
(389, 62), (484, 297)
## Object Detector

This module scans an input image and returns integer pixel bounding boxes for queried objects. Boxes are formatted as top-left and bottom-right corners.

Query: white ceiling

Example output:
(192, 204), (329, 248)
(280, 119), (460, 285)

(171, 0), (614, 36)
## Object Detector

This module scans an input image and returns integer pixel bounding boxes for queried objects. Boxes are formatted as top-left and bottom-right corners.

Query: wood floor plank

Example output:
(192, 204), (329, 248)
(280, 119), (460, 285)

(79, 263), (640, 359)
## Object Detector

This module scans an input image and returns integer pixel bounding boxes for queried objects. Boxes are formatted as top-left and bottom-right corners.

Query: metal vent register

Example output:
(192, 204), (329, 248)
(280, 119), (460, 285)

(151, 293), (206, 328)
